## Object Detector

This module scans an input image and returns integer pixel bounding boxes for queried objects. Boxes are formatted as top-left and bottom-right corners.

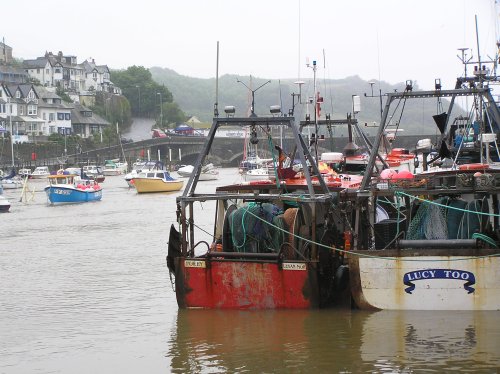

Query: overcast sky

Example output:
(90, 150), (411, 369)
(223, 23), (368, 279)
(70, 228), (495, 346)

(3, 0), (498, 90)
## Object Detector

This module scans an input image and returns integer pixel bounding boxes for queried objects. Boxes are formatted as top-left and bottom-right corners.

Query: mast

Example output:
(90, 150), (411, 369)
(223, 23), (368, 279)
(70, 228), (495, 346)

(475, 15), (484, 163)
(9, 97), (14, 168)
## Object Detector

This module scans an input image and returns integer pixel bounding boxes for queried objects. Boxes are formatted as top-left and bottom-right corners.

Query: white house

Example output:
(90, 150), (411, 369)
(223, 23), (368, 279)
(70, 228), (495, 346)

(24, 51), (86, 92)
(35, 86), (74, 136)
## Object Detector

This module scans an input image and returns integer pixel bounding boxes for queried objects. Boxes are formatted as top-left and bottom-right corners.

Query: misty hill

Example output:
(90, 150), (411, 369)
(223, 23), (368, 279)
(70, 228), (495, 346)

(150, 67), (463, 136)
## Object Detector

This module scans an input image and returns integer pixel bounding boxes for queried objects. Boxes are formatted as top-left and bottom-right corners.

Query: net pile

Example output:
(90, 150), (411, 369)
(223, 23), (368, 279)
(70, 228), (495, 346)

(230, 203), (286, 253)
(407, 197), (449, 240)
(407, 196), (488, 240)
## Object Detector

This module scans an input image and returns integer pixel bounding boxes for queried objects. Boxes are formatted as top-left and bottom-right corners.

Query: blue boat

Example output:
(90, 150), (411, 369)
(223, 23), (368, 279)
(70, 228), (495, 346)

(45, 174), (102, 204)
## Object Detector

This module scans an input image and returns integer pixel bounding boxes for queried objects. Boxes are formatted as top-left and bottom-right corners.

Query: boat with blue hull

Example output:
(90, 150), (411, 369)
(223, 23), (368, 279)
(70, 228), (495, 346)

(45, 175), (102, 204)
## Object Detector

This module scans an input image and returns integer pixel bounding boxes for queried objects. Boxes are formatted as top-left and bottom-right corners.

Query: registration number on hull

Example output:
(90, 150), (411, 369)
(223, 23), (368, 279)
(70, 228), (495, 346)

(184, 260), (206, 268)
(282, 263), (307, 271)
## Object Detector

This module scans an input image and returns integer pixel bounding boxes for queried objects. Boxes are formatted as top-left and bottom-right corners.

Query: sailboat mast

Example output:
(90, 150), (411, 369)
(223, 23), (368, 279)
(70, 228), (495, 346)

(8, 97), (14, 168)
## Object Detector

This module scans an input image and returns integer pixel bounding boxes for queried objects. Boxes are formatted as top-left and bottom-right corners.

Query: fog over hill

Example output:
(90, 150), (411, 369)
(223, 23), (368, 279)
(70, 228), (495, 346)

(150, 67), (466, 136)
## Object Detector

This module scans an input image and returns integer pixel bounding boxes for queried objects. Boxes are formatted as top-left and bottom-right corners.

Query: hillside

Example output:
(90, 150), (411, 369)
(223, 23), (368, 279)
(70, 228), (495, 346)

(149, 67), (464, 136)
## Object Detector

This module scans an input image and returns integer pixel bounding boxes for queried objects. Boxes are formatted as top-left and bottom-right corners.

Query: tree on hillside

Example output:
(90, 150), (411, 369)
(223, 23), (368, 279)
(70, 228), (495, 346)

(111, 66), (174, 118)
(158, 102), (186, 128)
(93, 92), (132, 131)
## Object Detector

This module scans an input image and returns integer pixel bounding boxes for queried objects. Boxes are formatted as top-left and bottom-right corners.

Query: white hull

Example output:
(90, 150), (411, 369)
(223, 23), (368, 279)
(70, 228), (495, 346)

(102, 170), (123, 176)
(241, 168), (272, 181)
(177, 164), (219, 181)
(1, 180), (23, 189)
(349, 252), (500, 310)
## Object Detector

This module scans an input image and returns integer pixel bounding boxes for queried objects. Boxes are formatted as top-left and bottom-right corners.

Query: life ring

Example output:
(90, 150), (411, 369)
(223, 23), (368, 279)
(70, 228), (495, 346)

(458, 163), (489, 171)
(57, 169), (64, 175)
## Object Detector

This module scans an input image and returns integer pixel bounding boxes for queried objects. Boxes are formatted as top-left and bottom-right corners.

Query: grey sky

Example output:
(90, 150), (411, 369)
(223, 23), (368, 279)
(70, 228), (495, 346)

(3, 0), (498, 90)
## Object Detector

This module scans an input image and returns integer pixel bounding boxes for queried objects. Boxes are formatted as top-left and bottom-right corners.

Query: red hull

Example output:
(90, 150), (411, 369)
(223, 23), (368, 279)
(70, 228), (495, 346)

(174, 257), (319, 309)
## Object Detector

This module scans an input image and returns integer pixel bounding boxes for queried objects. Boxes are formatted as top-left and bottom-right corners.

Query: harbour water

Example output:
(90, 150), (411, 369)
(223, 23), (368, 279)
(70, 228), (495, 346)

(1, 168), (499, 373)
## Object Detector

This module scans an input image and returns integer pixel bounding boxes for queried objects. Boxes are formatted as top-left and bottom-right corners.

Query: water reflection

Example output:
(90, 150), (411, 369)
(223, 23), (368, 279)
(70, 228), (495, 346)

(169, 309), (500, 373)
(357, 310), (500, 372)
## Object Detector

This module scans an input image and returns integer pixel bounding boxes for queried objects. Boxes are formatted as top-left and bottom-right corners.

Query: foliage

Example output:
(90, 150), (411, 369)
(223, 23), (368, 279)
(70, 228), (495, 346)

(149, 67), (465, 136)
(92, 91), (132, 132)
(27, 77), (41, 86)
(110, 66), (180, 120)
(158, 102), (186, 128)
(56, 86), (73, 103)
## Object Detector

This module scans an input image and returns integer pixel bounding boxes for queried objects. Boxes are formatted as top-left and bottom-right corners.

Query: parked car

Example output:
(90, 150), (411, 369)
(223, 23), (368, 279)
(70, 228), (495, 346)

(152, 129), (167, 138)
(120, 137), (133, 144)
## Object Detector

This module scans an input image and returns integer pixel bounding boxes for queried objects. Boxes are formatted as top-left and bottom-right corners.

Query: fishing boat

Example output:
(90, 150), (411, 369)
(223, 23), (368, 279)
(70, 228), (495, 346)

(132, 170), (183, 193)
(167, 109), (364, 309)
(345, 71), (500, 310)
(177, 163), (219, 181)
(31, 166), (51, 179)
(45, 174), (102, 204)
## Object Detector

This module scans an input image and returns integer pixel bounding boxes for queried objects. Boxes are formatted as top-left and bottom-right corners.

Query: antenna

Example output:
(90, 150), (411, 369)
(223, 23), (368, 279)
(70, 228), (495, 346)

(457, 47), (472, 79)
(278, 79), (283, 114)
(214, 41), (219, 117)
(297, 0), (301, 82)
(236, 77), (271, 117)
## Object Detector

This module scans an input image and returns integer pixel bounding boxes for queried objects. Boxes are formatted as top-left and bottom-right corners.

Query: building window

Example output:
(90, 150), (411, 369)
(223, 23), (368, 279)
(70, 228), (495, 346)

(16, 91), (21, 98)
(55, 68), (61, 74)
(49, 113), (55, 121)
(43, 113), (46, 120)
(28, 105), (37, 115)
(19, 106), (24, 115)
(65, 113), (71, 120)
(37, 69), (40, 74)
(46, 69), (50, 74)
(57, 113), (64, 120)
